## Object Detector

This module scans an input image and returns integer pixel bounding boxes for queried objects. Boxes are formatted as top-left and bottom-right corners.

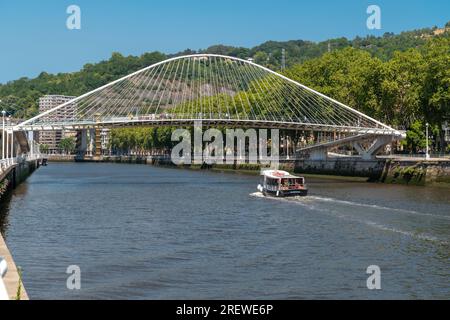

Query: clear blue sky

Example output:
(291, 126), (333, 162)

(0, 0), (448, 83)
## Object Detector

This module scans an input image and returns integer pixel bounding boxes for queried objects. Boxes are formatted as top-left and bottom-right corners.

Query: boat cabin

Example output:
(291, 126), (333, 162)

(258, 170), (308, 197)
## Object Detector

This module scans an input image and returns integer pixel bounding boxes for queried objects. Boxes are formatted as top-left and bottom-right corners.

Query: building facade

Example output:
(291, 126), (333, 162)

(100, 128), (111, 155)
(37, 95), (77, 153)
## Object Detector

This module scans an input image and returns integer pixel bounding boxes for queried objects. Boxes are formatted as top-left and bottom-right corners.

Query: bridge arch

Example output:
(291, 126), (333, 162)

(15, 54), (402, 139)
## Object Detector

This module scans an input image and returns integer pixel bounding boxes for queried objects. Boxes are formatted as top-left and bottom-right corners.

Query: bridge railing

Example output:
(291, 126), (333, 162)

(0, 257), (8, 300)
(0, 159), (6, 171)
(29, 112), (391, 130)
(23, 153), (41, 162)
(0, 154), (41, 172)
(379, 154), (450, 160)
(0, 159), (13, 172)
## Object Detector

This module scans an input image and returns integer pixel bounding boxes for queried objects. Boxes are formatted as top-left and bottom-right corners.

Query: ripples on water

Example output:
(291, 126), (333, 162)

(1, 163), (449, 299)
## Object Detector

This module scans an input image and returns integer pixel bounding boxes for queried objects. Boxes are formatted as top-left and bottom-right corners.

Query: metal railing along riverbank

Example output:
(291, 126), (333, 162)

(379, 154), (450, 161)
(0, 158), (16, 171)
(0, 155), (42, 174)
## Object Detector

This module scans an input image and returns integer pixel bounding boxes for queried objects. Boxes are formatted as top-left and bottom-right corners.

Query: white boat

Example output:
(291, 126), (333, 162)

(257, 170), (308, 197)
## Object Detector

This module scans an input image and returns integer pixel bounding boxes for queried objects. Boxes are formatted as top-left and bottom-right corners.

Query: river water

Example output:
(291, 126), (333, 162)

(0, 163), (449, 299)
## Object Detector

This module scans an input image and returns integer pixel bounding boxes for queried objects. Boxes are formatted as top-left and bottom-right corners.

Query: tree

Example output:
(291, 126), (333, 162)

(380, 49), (425, 128)
(403, 120), (426, 153)
(254, 51), (268, 65)
(285, 48), (384, 119)
(59, 137), (76, 154)
(421, 37), (450, 152)
(40, 144), (49, 154)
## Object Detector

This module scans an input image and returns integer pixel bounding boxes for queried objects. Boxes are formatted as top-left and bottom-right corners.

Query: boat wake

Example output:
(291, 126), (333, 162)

(251, 192), (450, 220)
(250, 192), (450, 245)
(249, 192), (266, 198)
(308, 195), (450, 220)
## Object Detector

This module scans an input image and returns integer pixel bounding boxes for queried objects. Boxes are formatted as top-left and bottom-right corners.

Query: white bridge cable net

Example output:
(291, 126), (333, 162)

(17, 54), (399, 134)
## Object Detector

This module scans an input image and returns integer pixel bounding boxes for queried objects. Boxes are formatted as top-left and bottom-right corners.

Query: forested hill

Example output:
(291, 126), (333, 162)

(0, 22), (449, 120)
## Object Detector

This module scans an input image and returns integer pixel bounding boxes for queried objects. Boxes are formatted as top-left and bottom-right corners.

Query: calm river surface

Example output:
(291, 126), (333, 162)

(0, 163), (449, 299)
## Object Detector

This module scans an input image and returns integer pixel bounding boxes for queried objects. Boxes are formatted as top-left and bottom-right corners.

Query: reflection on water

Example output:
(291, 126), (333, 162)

(0, 163), (449, 299)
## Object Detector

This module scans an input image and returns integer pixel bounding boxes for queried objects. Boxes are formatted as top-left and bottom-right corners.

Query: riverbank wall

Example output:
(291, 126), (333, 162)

(0, 159), (37, 300)
(293, 157), (450, 186)
(380, 159), (450, 186)
(293, 158), (386, 181)
(0, 159), (40, 202)
(49, 155), (380, 178)
(46, 154), (149, 164)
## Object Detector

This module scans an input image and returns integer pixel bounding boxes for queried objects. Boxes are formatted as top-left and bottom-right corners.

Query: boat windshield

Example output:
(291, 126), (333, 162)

(281, 178), (304, 187)
(265, 177), (279, 186)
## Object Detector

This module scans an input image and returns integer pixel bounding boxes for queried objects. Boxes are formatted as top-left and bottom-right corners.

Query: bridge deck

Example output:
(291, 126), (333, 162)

(16, 118), (403, 136)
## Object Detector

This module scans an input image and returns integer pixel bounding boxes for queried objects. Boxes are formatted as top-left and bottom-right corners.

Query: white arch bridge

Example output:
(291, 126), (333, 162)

(13, 54), (405, 159)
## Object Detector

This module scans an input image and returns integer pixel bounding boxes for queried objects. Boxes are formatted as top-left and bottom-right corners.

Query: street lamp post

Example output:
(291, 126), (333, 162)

(426, 122), (430, 160)
(1, 109), (5, 161)
(5, 117), (9, 164)
(9, 116), (14, 164)
(10, 129), (14, 164)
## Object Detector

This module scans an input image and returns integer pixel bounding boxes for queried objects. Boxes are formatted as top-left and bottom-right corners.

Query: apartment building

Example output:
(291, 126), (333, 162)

(37, 95), (77, 153)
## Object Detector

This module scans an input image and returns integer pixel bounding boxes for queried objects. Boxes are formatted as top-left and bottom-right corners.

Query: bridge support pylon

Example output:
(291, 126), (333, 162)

(95, 127), (102, 157)
(352, 136), (393, 160)
(76, 129), (88, 156)
(309, 147), (328, 160)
